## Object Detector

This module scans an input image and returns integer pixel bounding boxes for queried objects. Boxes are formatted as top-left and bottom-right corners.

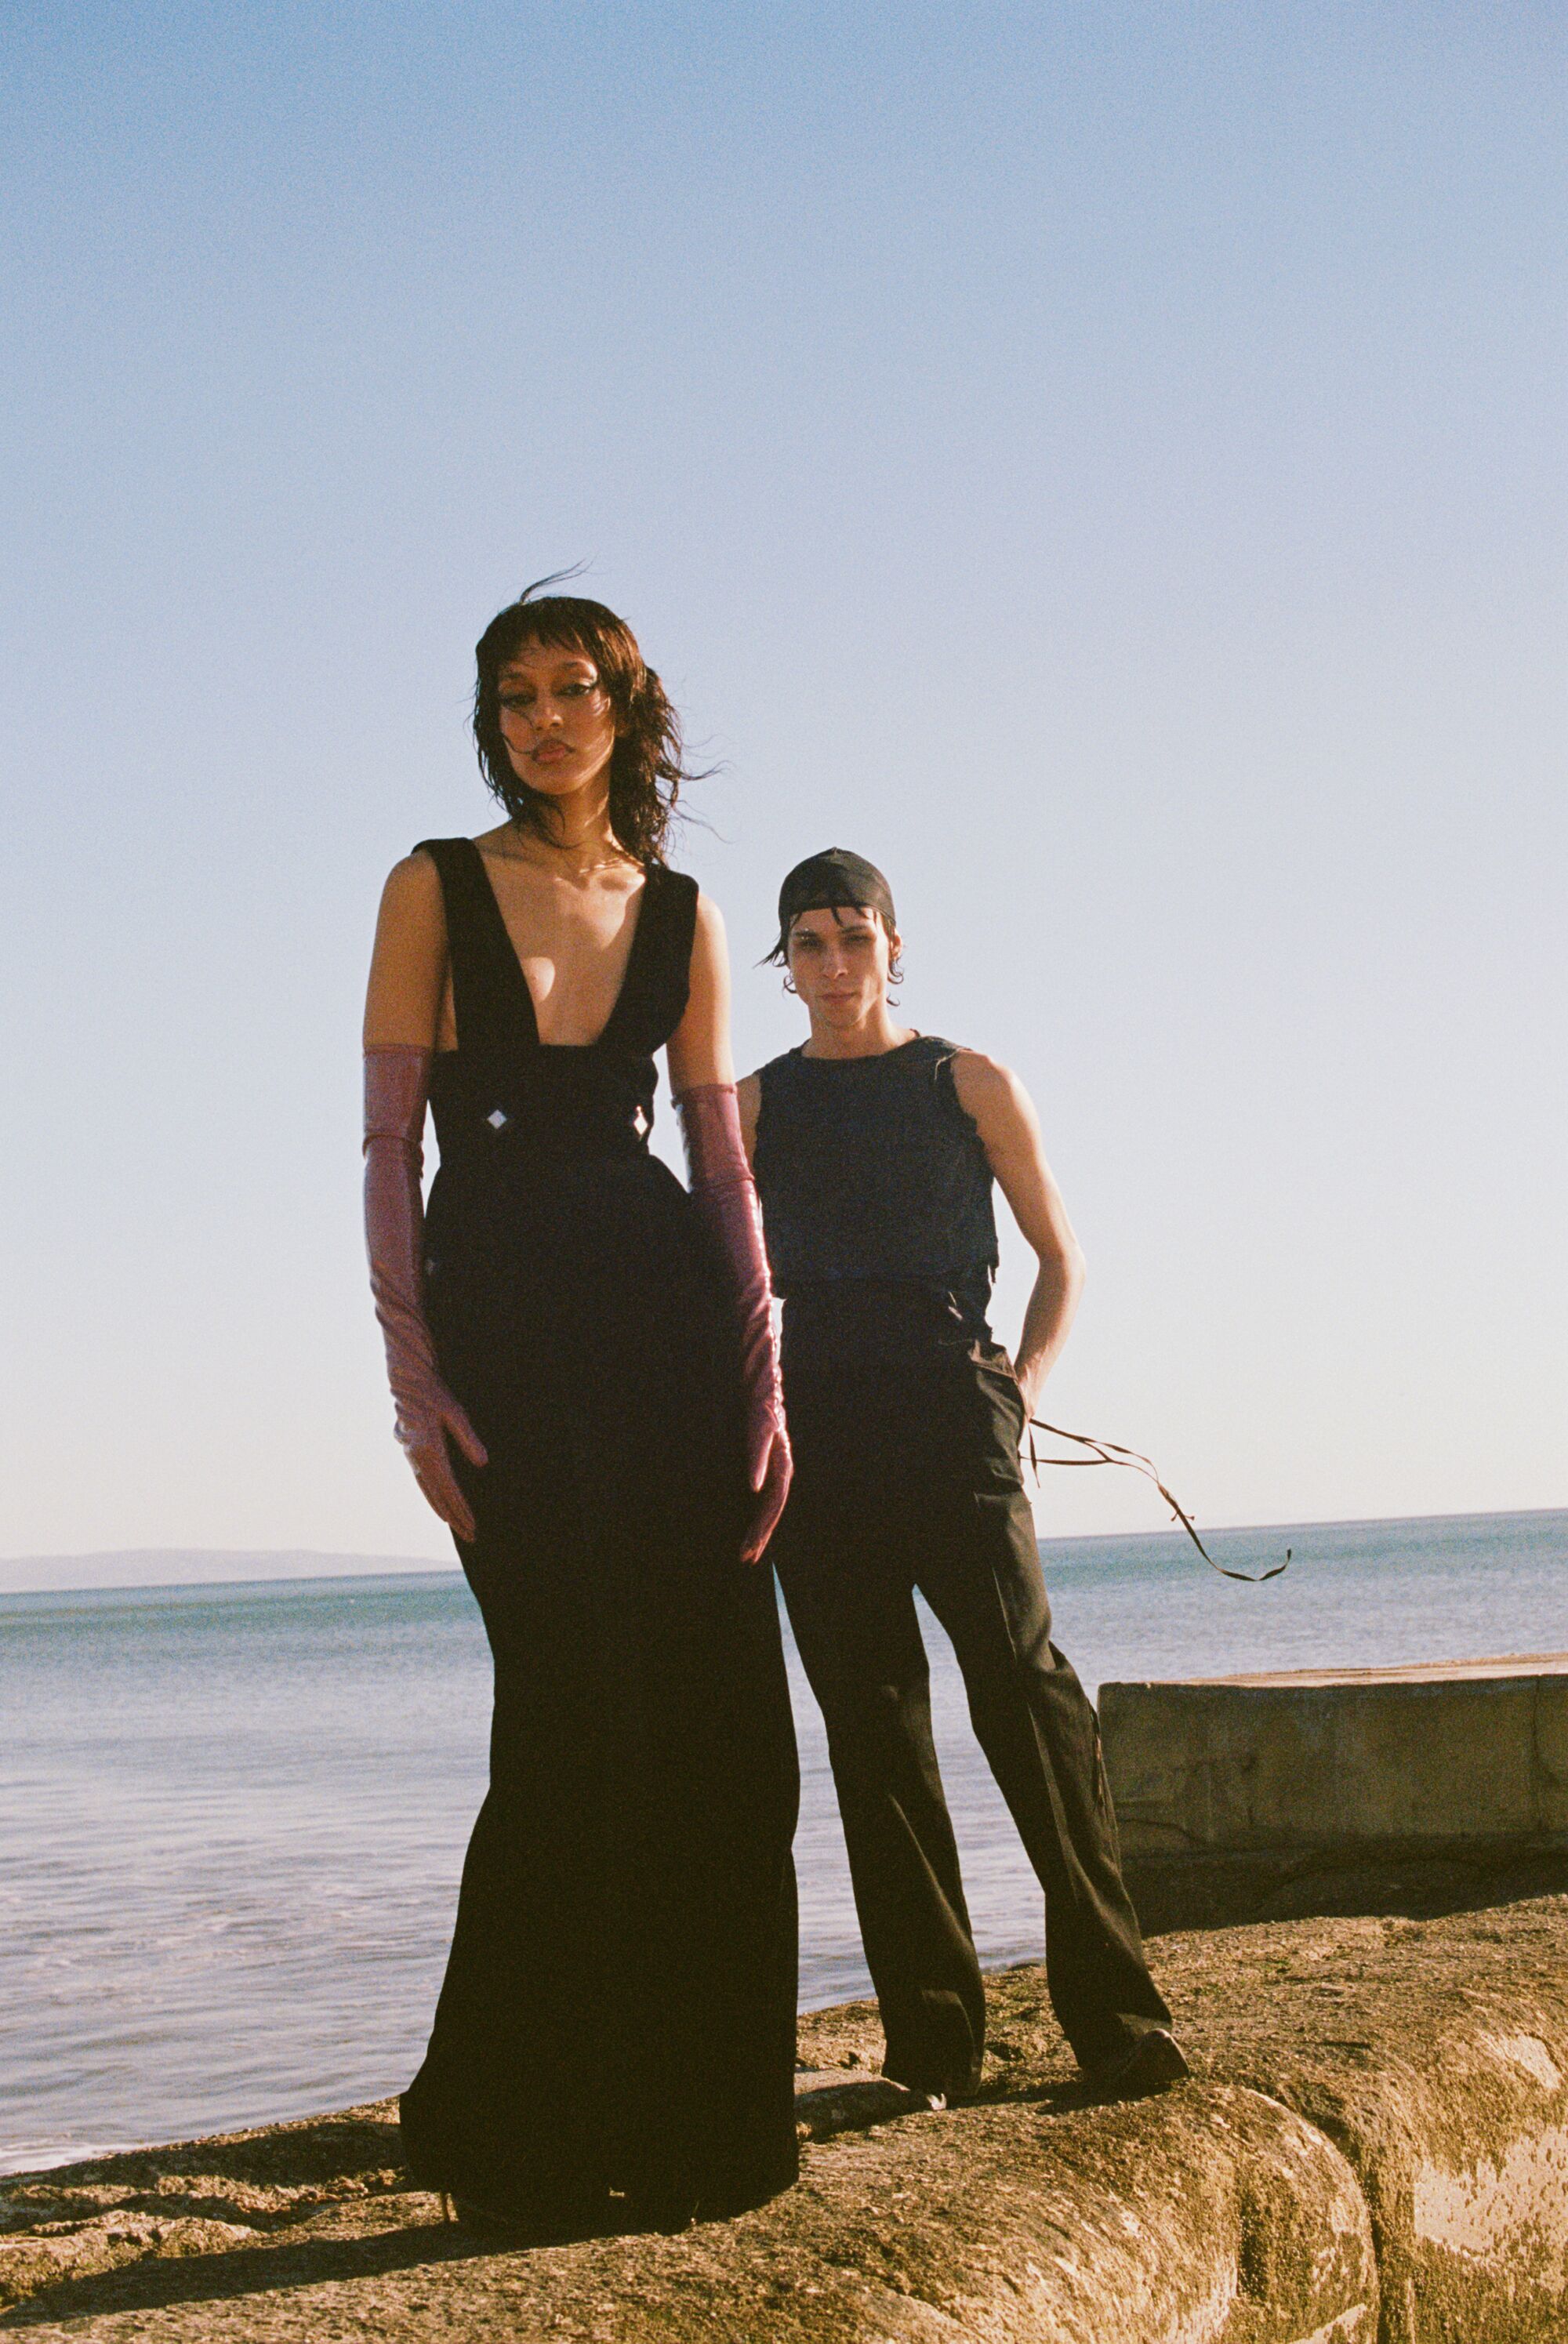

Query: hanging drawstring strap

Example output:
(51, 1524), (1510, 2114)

(1023, 1416), (1290, 1583)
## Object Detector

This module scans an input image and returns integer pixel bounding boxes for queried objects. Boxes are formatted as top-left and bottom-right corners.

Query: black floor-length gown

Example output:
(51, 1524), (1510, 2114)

(398, 838), (800, 2216)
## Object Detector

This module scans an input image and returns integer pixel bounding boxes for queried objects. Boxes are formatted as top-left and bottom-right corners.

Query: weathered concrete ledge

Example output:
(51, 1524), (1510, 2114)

(1102, 1654), (1568, 1932)
(3, 1896), (1566, 2340)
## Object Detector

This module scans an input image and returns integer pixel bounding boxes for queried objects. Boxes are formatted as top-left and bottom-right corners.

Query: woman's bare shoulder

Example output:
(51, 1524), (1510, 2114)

(691, 885), (728, 942)
(383, 844), (441, 890)
(365, 852), (449, 1047)
(685, 886), (730, 982)
(377, 847), (444, 923)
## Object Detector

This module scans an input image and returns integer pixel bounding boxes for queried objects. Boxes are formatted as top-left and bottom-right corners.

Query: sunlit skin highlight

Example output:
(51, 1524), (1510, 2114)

(739, 897), (1087, 1420)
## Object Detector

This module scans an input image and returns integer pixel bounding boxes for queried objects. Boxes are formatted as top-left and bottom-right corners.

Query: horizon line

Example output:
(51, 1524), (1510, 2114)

(2, 1502), (1563, 1600)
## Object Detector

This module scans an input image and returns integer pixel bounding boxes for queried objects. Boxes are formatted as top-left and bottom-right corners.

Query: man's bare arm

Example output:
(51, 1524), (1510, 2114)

(952, 1051), (1086, 1417)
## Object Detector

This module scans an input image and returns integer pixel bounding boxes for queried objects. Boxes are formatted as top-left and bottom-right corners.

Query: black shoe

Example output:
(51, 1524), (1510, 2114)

(445, 2184), (606, 2241)
(446, 2191), (527, 2240)
(620, 2184), (702, 2235)
(1083, 2027), (1190, 2103)
(692, 2163), (799, 2222)
(938, 2059), (985, 2106)
(880, 2059), (983, 2107)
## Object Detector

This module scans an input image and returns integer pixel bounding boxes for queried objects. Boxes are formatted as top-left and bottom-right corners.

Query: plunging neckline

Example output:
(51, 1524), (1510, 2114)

(466, 838), (654, 1052)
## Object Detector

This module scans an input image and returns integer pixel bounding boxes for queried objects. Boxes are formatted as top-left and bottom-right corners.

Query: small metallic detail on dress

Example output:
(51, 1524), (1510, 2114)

(486, 1108), (510, 1131)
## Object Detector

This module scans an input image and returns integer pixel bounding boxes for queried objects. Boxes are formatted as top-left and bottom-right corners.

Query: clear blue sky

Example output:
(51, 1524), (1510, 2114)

(3, 2), (1563, 1562)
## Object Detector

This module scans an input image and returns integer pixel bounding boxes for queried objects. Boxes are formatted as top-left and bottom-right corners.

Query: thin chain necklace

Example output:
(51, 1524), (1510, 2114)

(488, 826), (632, 880)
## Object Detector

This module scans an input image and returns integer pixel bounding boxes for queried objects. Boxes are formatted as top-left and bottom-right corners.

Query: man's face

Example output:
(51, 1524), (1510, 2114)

(785, 905), (898, 1027)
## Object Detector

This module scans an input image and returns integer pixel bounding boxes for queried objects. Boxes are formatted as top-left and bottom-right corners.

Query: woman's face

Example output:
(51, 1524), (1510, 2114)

(786, 905), (898, 1027)
(495, 640), (619, 800)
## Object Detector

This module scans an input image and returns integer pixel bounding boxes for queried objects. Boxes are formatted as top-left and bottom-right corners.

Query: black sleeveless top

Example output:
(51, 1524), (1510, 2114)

(753, 1036), (999, 1303)
(415, 837), (699, 1169)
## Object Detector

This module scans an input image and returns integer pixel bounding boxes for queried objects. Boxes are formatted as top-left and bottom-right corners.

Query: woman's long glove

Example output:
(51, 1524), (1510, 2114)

(363, 1046), (487, 1542)
(676, 1083), (793, 1563)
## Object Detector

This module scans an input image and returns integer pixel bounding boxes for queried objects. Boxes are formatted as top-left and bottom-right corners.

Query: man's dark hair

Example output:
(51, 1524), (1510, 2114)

(764, 847), (900, 971)
(764, 900), (901, 967)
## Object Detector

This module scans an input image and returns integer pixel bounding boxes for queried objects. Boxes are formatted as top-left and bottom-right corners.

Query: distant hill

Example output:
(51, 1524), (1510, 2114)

(0, 1549), (452, 1596)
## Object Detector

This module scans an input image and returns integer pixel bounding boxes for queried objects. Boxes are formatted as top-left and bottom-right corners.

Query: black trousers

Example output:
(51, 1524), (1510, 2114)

(772, 1286), (1171, 2092)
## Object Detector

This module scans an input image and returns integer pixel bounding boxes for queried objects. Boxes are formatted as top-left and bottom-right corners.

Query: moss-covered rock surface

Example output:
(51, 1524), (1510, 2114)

(4, 1898), (1566, 2341)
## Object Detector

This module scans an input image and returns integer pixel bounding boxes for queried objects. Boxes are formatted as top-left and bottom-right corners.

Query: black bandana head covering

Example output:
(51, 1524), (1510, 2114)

(773, 849), (896, 959)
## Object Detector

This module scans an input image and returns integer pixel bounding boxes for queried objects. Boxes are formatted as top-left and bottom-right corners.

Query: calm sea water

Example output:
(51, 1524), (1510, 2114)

(2, 1508), (1563, 2174)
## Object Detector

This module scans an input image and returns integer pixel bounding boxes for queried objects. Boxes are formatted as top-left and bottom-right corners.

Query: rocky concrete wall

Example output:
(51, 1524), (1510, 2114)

(1101, 1655), (1568, 1932)
(3, 1898), (1566, 2341)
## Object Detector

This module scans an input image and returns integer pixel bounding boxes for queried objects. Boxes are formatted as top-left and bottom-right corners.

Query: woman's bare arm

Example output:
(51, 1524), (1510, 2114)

(665, 892), (737, 1096)
(735, 1071), (762, 1162)
(952, 1050), (1086, 1417)
(363, 852), (448, 1050)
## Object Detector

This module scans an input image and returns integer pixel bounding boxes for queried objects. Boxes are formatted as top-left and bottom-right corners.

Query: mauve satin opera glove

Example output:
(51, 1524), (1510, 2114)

(676, 1083), (793, 1564)
(363, 1046), (488, 1543)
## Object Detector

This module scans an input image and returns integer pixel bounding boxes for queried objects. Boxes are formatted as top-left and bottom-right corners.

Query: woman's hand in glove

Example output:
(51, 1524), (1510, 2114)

(363, 1044), (488, 1543)
(676, 1081), (793, 1564)
(742, 1416), (793, 1566)
(395, 1379), (488, 1544)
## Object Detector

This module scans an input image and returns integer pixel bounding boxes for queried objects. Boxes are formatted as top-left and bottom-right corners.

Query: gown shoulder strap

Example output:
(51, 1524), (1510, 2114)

(609, 865), (699, 1054)
(412, 837), (535, 1058)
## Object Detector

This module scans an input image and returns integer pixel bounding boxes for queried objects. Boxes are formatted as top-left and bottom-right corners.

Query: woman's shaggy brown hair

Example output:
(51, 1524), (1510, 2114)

(473, 579), (693, 866)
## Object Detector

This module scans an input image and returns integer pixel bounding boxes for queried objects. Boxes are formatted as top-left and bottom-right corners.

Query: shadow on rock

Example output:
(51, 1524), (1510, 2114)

(0, 2213), (489, 2329)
